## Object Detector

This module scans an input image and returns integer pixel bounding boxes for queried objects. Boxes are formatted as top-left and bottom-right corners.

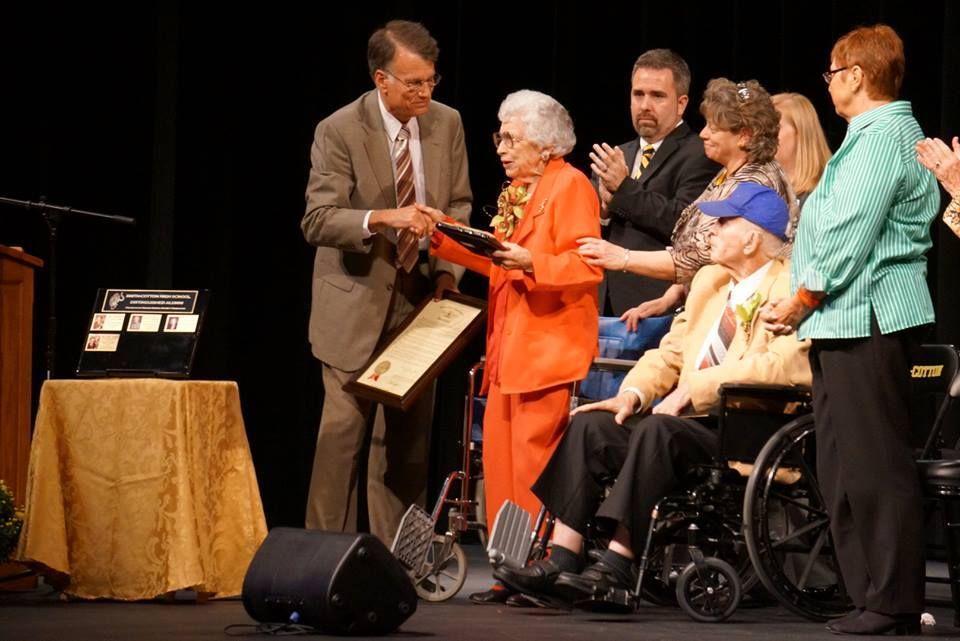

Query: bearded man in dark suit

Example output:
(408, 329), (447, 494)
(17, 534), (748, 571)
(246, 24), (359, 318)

(590, 49), (718, 318)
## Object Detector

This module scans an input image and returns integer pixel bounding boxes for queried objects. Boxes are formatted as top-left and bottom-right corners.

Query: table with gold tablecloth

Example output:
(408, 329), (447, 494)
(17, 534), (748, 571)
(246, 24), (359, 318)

(15, 379), (268, 600)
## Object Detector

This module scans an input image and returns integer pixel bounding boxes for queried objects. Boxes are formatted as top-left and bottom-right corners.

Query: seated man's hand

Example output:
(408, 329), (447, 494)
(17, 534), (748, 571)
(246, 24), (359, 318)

(759, 296), (808, 336)
(651, 383), (690, 416)
(570, 390), (640, 425)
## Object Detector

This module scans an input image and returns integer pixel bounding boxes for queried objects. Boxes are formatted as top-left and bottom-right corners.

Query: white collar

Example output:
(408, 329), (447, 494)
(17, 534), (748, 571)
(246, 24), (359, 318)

(727, 260), (773, 307)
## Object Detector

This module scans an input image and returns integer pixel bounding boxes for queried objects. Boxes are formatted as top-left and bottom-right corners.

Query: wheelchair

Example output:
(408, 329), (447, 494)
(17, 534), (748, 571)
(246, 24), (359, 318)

(391, 315), (673, 602)
(489, 343), (960, 625)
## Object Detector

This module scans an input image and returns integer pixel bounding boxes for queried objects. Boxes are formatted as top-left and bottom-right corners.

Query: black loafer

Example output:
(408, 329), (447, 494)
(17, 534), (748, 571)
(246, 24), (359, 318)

(825, 610), (920, 635)
(494, 558), (564, 596)
(505, 592), (537, 607)
(553, 559), (636, 601)
(468, 586), (513, 605)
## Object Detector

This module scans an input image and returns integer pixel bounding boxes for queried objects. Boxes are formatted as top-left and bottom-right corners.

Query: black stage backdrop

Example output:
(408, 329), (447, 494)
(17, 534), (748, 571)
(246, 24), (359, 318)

(3, 1), (959, 528)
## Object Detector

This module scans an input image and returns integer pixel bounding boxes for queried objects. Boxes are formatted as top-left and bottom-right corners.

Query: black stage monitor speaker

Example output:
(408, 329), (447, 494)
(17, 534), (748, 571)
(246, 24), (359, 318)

(242, 528), (417, 635)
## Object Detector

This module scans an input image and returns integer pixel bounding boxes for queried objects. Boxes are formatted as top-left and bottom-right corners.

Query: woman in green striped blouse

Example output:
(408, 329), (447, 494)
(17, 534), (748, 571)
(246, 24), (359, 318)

(761, 24), (939, 636)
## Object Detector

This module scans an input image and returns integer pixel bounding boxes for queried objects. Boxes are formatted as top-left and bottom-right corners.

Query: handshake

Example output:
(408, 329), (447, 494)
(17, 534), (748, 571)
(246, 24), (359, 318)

(369, 203), (447, 238)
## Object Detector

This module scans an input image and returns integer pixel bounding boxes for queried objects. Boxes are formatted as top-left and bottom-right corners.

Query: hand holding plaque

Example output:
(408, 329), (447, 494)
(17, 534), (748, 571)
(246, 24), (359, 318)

(435, 222), (506, 257)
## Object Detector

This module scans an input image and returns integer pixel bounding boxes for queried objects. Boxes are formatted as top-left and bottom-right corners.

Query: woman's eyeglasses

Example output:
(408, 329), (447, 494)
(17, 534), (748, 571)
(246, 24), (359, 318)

(493, 132), (525, 149)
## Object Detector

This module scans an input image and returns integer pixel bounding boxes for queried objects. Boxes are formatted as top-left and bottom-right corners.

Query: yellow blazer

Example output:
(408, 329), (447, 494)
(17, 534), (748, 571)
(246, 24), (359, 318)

(621, 259), (812, 412)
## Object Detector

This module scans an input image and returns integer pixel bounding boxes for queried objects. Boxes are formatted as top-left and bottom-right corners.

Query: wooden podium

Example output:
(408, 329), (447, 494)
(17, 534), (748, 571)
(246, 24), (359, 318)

(0, 245), (43, 504)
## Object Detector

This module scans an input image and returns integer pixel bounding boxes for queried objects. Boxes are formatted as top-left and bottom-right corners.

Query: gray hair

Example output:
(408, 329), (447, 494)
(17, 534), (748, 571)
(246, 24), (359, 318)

(497, 90), (576, 158)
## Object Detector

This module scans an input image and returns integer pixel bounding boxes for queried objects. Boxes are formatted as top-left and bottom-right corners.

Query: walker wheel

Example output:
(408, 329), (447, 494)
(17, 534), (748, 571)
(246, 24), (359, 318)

(414, 535), (467, 602)
(676, 557), (741, 622)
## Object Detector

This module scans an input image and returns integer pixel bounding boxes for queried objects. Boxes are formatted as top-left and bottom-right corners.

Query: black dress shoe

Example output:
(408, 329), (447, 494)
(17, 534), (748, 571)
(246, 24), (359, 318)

(494, 558), (564, 596)
(827, 608), (864, 628)
(468, 586), (513, 605)
(825, 610), (920, 635)
(553, 559), (636, 601)
(505, 592), (537, 607)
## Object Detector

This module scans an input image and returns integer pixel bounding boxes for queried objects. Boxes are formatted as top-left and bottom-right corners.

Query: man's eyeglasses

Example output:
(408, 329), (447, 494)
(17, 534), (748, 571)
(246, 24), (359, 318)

(493, 132), (525, 149)
(382, 69), (441, 93)
(822, 67), (849, 84)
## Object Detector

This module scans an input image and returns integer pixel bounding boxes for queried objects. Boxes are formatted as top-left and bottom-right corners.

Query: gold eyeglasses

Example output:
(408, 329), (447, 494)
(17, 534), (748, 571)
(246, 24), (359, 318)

(822, 67), (849, 84)
(382, 69), (441, 93)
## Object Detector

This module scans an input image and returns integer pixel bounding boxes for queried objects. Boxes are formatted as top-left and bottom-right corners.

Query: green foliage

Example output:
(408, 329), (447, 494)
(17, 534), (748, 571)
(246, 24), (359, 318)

(0, 480), (24, 560)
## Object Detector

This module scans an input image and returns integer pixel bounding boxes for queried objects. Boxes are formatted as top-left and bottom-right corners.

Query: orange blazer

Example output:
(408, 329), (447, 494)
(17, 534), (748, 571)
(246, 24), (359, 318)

(432, 158), (602, 394)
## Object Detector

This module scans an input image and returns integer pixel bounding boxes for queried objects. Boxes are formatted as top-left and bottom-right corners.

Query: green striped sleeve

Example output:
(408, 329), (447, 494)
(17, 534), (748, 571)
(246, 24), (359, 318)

(798, 132), (902, 293)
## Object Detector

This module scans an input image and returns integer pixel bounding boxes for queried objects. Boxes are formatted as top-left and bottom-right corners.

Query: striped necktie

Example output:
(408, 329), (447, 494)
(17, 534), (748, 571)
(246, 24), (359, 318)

(632, 144), (656, 179)
(698, 296), (737, 369)
(394, 125), (418, 272)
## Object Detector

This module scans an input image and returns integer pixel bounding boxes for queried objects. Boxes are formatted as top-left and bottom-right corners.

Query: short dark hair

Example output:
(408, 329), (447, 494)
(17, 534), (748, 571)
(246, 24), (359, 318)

(632, 49), (691, 96)
(367, 20), (439, 79)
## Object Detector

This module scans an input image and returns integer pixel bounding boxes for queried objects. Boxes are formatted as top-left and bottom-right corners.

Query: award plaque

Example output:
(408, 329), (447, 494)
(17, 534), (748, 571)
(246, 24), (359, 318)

(344, 291), (487, 410)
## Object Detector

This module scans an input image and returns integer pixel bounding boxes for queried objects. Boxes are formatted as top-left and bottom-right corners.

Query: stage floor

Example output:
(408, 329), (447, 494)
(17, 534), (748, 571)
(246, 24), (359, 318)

(1, 545), (957, 640)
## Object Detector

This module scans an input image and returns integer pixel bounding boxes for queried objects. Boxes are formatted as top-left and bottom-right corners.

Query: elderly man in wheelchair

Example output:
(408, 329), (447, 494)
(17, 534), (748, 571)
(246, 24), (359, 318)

(495, 183), (812, 611)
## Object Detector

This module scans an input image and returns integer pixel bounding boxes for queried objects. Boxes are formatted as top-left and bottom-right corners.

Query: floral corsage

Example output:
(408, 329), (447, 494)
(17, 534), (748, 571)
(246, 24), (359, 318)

(734, 292), (763, 342)
(490, 182), (530, 239)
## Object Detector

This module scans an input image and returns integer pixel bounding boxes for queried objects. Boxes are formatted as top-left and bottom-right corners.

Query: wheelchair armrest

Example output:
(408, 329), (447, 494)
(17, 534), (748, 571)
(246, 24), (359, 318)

(590, 357), (636, 373)
(719, 383), (812, 406)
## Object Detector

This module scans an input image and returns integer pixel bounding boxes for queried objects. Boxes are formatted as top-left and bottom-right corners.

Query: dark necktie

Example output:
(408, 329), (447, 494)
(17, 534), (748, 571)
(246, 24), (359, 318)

(394, 125), (418, 272)
(698, 296), (737, 369)
(632, 144), (656, 179)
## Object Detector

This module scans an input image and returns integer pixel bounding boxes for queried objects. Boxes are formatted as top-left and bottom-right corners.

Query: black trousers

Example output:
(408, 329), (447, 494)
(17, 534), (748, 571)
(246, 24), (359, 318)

(810, 318), (925, 615)
(531, 411), (716, 553)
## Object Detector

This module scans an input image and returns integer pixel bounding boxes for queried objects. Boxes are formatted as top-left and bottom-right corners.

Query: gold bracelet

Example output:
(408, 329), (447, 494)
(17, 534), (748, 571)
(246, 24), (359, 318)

(621, 248), (630, 272)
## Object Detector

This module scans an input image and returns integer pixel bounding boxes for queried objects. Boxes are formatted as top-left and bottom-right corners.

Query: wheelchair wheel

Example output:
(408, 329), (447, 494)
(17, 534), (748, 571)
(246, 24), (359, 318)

(676, 557), (741, 622)
(743, 414), (852, 621)
(414, 535), (467, 602)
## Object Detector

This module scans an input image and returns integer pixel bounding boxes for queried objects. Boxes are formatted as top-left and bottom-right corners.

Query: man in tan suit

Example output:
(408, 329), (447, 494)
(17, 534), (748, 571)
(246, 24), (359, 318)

(302, 20), (471, 542)
(495, 183), (810, 601)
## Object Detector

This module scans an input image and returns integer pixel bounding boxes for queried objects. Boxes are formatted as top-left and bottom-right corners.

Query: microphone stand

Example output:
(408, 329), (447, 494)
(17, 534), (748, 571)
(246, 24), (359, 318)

(0, 195), (135, 379)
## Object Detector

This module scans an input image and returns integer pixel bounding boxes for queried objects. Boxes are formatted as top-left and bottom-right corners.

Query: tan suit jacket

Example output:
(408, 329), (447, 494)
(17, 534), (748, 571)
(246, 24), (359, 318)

(620, 259), (812, 412)
(302, 90), (472, 371)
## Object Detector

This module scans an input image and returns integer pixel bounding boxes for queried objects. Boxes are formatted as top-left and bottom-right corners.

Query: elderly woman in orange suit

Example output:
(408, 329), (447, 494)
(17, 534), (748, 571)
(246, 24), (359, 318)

(425, 89), (602, 603)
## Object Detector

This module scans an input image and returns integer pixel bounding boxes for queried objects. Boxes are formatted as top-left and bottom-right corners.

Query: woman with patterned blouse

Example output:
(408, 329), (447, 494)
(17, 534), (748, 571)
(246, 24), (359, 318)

(916, 135), (960, 237)
(578, 78), (797, 326)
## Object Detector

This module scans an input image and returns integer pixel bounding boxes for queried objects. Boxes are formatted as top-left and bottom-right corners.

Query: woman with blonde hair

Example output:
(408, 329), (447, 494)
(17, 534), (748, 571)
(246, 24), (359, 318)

(772, 92), (832, 208)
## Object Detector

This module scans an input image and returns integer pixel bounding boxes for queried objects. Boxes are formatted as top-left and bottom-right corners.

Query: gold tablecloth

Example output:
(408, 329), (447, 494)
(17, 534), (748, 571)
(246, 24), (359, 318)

(15, 379), (268, 600)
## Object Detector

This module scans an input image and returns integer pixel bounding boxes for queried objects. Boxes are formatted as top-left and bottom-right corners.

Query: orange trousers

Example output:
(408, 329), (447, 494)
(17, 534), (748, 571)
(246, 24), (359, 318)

(482, 381), (572, 529)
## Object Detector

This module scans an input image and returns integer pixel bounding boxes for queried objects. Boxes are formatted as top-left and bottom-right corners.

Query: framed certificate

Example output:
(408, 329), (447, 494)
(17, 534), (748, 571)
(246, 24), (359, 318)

(343, 291), (487, 410)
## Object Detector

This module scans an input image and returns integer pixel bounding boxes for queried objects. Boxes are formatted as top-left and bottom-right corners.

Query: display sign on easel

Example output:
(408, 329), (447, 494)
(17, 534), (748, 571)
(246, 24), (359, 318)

(76, 288), (210, 378)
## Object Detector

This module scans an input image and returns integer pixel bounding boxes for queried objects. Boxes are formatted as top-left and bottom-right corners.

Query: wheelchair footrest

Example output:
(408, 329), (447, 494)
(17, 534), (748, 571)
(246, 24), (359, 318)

(487, 500), (533, 569)
(391, 504), (435, 574)
(574, 587), (636, 614)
